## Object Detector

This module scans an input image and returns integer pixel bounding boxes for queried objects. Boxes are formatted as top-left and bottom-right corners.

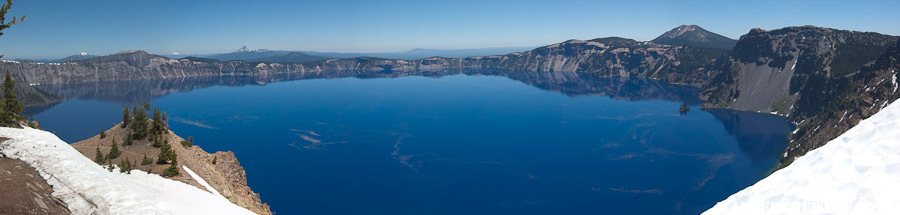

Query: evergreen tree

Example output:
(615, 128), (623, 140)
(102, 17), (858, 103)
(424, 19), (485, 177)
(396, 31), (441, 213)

(162, 160), (179, 177)
(108, 140), (120, 159)
(130, 104), (148, 140)
(99, 130), (106, 139)
(161, 112), (168, 127)
(0, 0), (27, 39)
(152, 136), (162, 148)
(107, 159), (114, 172)
(0, 0), (25, 127)
(119, 159), (127, 173)
(124, 134), (133, 146)
(121, 106), (130, 128)
(119, 159), (133, 174)
(151, 108), (165, 135)
(211, 156), (217, 165)
(157, 140), (172, 164)
(126, 159), (133, 174)
(0, 72), (23, 127)
(141, 153), (153, 165)
(94, 146), (105, 164)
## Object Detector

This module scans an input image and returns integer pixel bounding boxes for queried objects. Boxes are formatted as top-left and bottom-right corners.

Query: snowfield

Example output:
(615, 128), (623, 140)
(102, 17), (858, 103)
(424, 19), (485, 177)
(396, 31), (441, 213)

(0, 127), (254, 215)
(705, 100), (900, 214)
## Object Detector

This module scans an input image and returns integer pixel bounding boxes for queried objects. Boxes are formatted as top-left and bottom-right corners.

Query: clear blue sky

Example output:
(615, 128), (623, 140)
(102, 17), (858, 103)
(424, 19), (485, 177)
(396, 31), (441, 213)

(0, 0), (898, 59)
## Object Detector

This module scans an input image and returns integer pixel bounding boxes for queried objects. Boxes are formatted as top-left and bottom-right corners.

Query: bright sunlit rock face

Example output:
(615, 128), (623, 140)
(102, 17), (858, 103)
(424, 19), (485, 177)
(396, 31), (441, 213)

(705, 100), (900, 214)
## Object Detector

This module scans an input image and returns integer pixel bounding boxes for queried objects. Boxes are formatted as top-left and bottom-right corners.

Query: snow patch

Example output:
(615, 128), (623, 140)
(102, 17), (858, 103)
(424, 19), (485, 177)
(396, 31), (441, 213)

(892, 70), (897, 93)
(704, 100), (900, 214)
(0, 127), (253, 214)
(790, 58), (798, 71)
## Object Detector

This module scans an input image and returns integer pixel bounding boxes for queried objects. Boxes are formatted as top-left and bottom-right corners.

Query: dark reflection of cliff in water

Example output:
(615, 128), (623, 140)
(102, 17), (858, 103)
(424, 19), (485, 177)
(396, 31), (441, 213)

(25, 69), (703, 116)
(705, 108), (793, 163)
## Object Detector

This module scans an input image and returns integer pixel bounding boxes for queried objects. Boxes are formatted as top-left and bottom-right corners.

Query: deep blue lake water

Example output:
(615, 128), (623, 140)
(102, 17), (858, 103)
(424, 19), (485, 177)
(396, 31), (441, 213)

(27, 71), (792, 214)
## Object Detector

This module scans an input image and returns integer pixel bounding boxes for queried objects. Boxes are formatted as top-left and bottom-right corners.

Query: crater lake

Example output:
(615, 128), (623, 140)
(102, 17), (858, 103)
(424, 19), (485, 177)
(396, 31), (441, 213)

(26, 70), (792, 214)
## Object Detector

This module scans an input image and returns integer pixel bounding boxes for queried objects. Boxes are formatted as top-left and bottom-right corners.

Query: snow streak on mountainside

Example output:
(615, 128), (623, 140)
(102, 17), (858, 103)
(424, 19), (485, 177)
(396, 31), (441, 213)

(0, 127), (254, 215)
(704, 99), (900, 214)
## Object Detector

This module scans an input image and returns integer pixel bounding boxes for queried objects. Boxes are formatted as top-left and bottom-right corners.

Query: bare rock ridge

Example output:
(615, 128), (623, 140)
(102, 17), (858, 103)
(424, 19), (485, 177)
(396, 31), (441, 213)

(4, 25), (899, 170)
(71, 124), (272, 215)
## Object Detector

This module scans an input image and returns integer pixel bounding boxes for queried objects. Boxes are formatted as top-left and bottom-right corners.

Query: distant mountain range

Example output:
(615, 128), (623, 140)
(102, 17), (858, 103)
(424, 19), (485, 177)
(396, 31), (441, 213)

(300, 47), (535, 60)
(42, 46), (536, 64)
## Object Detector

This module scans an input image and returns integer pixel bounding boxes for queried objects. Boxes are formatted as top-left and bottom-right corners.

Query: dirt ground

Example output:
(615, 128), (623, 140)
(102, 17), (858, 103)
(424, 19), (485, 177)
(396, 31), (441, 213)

(0, 151), (70, 215)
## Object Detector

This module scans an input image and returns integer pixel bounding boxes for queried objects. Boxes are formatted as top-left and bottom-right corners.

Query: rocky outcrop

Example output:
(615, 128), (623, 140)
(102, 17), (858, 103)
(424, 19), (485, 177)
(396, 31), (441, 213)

(71, 124), (272, 215)
(702, 26), (899, 167)
(782, 38), (900, 166)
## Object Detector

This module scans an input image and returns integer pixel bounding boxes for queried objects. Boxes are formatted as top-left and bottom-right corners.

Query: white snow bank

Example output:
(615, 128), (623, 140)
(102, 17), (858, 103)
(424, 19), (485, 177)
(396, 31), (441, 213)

(704, 100), (900, 214)
(0, 127), (254, 215)
(183, 165), (226, 199)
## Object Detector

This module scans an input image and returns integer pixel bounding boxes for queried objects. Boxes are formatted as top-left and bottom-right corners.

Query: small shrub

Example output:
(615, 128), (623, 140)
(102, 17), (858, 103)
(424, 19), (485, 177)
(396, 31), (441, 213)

(180, 140), (192, 148)
(141, 153), (153, 165)
(107, 140), (120, 160)
(162, 161), (180, 177)
(94, 146), (106, 164)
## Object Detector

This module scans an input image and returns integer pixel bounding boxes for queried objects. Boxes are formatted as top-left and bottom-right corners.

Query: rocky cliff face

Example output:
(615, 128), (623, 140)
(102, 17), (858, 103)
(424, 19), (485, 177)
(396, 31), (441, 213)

(702, 26), (899, 167)
(781, 38), (900, 166)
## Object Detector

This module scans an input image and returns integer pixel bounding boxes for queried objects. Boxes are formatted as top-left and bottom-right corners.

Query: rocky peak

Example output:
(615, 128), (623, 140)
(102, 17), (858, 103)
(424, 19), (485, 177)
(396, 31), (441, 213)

(236, 46), (251, 53)
(652, 25), (737, 50)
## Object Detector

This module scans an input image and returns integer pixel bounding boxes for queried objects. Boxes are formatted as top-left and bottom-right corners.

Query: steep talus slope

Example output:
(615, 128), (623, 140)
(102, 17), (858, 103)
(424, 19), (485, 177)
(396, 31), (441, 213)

(702, 26), (899, 166)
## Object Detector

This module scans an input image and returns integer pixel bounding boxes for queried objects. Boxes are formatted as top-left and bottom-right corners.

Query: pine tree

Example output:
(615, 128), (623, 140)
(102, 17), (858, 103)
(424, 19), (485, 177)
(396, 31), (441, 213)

(161, 112), (168, 127)
(94, 146), (105, 164)
(141, 153), (152, 165)
(157, 140), (172, 164)
(152, 136), (162, 148)
(99, 129), (106, 139)
(121, 106), (130, 128)
(0, 72), (23, 127)
(124, 134), (133, 146)
(211, 156), (217, 165)
(120, 159), (133, 174)
(126, 159), (133, 174)
(130, 103), (149, 140)
(119, 159), (127, 173)
(152, 108), (165, 135)
(162, 160), (179, 177)
(108, 140), (120, 159)
(107, 159), (114, 172)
